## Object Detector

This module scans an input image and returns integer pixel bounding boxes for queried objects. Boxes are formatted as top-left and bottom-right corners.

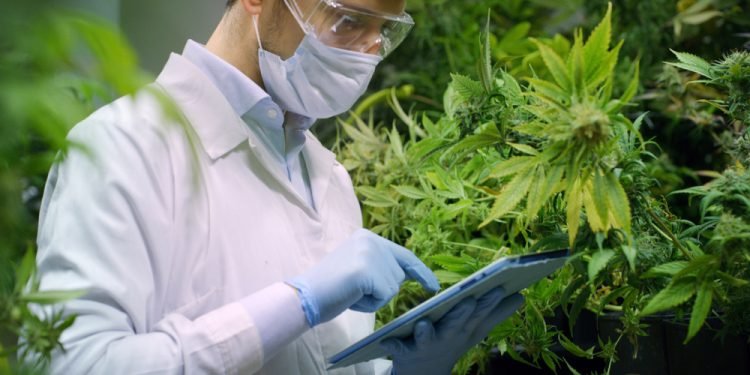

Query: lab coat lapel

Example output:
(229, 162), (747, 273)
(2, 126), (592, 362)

(156, 53), (316, 213)
(155, 53), (249, 160)
(302, 132), (336, 212)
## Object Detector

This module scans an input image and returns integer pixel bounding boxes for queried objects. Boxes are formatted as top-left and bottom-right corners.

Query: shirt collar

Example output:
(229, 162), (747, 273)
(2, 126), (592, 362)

(182, 40), (316, 134)
(182, 40), (268, 118)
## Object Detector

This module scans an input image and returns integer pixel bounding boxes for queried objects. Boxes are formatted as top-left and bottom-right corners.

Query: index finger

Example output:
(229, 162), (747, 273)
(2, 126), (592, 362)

(382, 239), (440, 292)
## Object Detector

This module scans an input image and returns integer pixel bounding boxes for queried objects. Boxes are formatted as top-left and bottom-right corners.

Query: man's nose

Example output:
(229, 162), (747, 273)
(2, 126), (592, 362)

(360, 32), (383, 56)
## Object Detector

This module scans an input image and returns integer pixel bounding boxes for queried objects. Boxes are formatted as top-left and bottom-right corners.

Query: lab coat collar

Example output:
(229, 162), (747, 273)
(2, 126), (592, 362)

(156, 53), (250, 160)
(155, 52), (338, 213)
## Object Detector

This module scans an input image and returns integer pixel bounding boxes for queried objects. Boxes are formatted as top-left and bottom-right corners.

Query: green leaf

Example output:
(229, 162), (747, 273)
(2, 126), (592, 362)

(488, 156), (536, 179)
(622, 244), (637, 272)
(566, 177), (584, 246)
(15, 247), (36, 293)
(392, 185), (429, 200)
(668, 50), (714, 79)
(558, 333), (595, 359)
(680, 10), (722, 25)
(434, 270), (465, 284)
(568, 287), (591, 333)
(357, 186), (398, 208)
(605, 170), (632, 232)
(686, 281), (713, 343)
(640, 277), (697, 317)
(583, 179), (608, 233)
(526, 78), (568, 106)
(592, 170), (611, 230)
(588, 249), (615, 282)
(478, 11), (494, 93)
(450, 73), (485, 101)
(526, 163), (564, 220)
(583, 2), (612, 82)
(21, 289), (87, 305)
(481, 167), (535, 227)
(642, 261), (689, 278)
(534, 40), (571, 93)
(507, 142), (539, 156)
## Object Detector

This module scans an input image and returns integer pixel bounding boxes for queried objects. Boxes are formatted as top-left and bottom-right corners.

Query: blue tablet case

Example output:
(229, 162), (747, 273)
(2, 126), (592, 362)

(327, 249), (570, 370)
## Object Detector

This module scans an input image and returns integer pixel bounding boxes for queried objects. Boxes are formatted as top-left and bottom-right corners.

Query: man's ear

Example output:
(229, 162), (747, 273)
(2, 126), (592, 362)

(239, 0), (263, 15)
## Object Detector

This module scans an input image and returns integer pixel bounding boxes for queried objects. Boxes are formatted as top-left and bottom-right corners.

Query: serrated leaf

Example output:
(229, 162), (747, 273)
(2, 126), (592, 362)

(508, 142), (539, 156)
(583, 178), (608, 233)
(642, 261), (689, 278)
(640, 277), (698, 317)
(686, 281), (713, 343)
(583, 2), (612, 82)
(669, 50), (714, 79)
(450, 73), (485, 101)
(481, 168), (535, 227)
(526, 78), (568, 106)
(489, 156), (536, 179)
(534, 40), (571, 93)
(393, 185), (429, 200)
(605, 171), (632, 232)
(566, 177), (584, 246)
(592, 170), (610, 230)
(588, 249), (615, 282)
(569, 30), (586, 96)
(526, 163), (564, 220)
(357, 186), (398, 208)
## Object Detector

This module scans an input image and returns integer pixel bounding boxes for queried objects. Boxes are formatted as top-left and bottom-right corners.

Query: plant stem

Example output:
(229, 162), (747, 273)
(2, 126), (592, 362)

(646, 208), (692, 259)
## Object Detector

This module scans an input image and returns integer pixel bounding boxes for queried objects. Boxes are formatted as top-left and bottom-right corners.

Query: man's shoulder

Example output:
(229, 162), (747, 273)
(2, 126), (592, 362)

(68, 86), (187, 152)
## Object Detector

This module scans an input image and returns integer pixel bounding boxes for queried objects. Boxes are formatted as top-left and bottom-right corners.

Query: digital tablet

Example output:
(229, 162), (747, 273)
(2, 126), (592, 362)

(327, 248), (570, 370)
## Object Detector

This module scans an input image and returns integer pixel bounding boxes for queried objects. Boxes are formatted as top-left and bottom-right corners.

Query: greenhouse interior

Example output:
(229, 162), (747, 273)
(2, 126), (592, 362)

(1, 0), (749, 374)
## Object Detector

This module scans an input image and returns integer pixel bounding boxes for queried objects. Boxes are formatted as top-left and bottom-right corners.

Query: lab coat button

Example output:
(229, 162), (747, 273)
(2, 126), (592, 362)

(267, 109), (278, 119)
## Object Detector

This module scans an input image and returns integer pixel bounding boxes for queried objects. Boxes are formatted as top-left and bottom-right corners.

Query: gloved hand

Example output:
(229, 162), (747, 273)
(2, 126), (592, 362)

(380, 287), (524, 375)
(287, 228), (440, 327)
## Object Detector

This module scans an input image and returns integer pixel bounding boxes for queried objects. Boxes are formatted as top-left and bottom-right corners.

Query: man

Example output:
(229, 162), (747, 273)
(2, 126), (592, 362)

(34, 0), (523, 373)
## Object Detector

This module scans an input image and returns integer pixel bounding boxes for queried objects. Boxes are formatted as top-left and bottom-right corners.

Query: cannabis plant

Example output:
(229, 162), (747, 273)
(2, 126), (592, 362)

(0, 2), (147, 371)
(636, 49), (750, 343)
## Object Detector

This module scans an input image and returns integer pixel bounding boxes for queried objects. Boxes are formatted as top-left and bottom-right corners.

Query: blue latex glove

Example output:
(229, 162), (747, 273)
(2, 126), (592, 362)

(287, 228), (440, 327)
(380, 287), (524, 375)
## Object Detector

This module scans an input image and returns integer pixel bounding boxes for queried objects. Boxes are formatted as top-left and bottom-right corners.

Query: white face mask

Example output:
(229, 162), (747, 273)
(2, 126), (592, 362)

(253, 16), (383, 119)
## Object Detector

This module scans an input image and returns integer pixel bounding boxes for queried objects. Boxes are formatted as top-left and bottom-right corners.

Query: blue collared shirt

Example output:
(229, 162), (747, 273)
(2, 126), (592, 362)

(182, 39), (316, 209)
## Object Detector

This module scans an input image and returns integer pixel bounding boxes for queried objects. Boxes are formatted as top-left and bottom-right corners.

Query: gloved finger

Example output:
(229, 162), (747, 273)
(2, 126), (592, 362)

(469, 293), (524, 344)
(350, 296), (387, 312)
(463, 287), (506, 334)
(385, 241), (440, 292)
(436, 297), (477, 337)
(380, 338), (409, 356)
(350, 276), (400, 312)
(413, 319), (437, 349)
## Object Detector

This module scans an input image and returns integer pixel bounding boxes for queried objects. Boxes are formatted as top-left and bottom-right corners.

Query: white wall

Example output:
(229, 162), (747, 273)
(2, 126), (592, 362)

(120, 1), (224, 74)
(60, 0), (224, 75)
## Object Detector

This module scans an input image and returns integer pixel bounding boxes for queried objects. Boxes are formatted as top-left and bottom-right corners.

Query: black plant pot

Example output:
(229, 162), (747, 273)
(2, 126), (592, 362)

(477, 309), (606, 374)
(597, 312), (750, 375)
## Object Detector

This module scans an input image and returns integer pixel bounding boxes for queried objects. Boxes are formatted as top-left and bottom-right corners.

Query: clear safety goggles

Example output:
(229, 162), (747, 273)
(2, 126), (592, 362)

(284, 0), (414, 58)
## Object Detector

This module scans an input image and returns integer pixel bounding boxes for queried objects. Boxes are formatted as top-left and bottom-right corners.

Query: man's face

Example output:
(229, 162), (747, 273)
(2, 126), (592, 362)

(267, 0), (407, 58)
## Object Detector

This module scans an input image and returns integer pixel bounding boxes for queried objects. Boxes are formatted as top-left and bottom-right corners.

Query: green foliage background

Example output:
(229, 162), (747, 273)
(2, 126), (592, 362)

(1, 0), (748, 374)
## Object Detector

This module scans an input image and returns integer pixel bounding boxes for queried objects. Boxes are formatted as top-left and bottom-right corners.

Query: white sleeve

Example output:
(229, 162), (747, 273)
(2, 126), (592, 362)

(33, 112), (305, 375)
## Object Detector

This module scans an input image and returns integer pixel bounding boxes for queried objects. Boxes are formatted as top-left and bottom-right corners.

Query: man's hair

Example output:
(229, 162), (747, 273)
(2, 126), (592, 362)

(226, 0), (237, 7)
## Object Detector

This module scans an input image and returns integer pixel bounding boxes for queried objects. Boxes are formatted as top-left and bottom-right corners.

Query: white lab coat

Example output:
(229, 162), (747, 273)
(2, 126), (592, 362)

(34, 53), (387, 374)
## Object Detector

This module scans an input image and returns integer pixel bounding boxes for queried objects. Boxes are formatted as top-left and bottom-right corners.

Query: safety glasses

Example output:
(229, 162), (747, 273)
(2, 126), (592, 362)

(283, 0), (414, 58)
